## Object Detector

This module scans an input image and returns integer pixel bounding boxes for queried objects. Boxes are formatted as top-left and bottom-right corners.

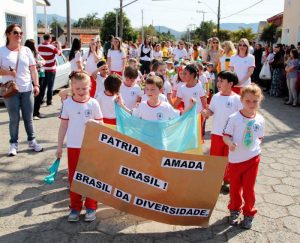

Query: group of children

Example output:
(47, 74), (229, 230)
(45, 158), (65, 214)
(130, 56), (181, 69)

(56, 56), (265, 230)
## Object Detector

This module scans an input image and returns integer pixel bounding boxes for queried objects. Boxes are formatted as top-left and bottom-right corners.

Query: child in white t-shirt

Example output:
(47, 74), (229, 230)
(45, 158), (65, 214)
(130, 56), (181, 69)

(205, 63), (216, 93)
(152, 61), (173, 104)
(117, 75), (193, 120)
(197, 63), (209, 95)
(203, 71), (243, 190)
(223, 84), (265, 229)
(56, 72), (103, 223)
(93, 60), (109, 96)
(128, 58), (144, 85)
(96, 74), (122, 125)
(120, 66), (142, 110)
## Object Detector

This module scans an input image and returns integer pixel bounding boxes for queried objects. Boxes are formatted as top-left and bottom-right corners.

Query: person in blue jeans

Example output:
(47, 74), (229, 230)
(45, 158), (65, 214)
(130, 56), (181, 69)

(0, 24), (43, 156)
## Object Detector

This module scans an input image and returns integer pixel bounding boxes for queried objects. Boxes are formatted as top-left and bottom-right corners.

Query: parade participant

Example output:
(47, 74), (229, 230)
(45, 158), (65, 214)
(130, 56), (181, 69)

(96, 74), (122, 125)
(38, 33), (62, 106)
(172, 64), (186, 98)
(94, 60), (109, 95)
(128, 58), (144, 85)
(117, 75), (194, 120)
(0, 24), (43, 156)
(83, 38), (102, 97)
(218, 41), (236, 72)
(206, 63), (216, 94)
(223, 84), (265, 229)
(230, 38), (255, 94)
(172, 40), (187, 62)
(202, 37), (223, 72)
(107, 37), (126, 76)
(69, 38), (83, 72)
(120, 66), (142, 110)
(285, 48), (299, 106)
(203, 71), (242, 191)
(56, 71), (103, 222)
(197, 63), (209, 96)
(153, 43), (163, 61)
(152, 61), (173, 104)
(138, 36), (153, 74)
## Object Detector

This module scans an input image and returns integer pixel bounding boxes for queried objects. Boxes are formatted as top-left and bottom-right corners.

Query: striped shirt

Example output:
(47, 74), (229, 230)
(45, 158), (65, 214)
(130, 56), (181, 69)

(38, 42), (59, 72)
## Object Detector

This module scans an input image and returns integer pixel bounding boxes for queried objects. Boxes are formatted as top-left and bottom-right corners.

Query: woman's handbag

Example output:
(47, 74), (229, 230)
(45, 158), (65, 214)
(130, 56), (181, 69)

(259, 62), (271, 80)
(0, 49), (21, 98)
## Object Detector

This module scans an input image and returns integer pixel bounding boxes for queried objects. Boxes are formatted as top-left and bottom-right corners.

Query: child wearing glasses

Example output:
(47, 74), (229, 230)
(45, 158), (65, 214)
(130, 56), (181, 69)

(56, 71), (103, 222)
(223, 84), (265, 229)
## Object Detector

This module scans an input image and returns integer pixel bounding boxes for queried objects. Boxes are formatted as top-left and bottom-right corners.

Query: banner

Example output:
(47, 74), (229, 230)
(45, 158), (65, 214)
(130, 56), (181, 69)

(71, 123), (226, 226)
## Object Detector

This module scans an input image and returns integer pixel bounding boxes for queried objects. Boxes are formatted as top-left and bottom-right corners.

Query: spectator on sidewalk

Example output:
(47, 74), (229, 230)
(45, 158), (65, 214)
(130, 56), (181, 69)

(0, 24), (43, 156)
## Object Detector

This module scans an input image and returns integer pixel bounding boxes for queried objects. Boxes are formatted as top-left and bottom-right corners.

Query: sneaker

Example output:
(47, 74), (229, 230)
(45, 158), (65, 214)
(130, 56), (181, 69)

(8, 143), (18, 156)
(33, 116), (40, 120)
(241, 216), (254, 229)
(38, 114), (47, 118)
(221, 182), (230, 193)
(68, 209), (80, 222)
(84, 208), (96, 222)
(28, 139), (43, 152)
(229, 210), (240, 226)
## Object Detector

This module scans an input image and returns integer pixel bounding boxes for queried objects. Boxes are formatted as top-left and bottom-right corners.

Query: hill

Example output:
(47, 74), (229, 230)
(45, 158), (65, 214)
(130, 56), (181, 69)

(220, 23), (259, 33)
(37, 13), (76, 24)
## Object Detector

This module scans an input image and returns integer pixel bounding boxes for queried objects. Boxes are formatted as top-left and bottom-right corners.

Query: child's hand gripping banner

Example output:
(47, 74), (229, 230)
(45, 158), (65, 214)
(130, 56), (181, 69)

(71, 123), (226, 226)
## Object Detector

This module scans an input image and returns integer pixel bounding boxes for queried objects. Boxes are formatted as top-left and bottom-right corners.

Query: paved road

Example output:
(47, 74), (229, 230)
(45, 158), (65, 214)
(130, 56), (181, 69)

(0, 93), (299, 242)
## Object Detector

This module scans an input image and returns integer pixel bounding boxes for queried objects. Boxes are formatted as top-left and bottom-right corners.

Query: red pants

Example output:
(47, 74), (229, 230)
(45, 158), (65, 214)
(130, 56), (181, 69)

(210, 134), (230, 182)
(232, 86), (241, 94)
(228, 155), (260, 216)
(103, 118), (117, 125)
(67, 148), (97, 211)
(90, 76), (97, 98)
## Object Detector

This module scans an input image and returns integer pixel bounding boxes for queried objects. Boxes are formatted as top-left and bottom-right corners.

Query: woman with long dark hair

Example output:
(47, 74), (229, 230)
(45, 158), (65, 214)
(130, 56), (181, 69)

(138, 36), (153, 74)
(0, 24), (43, 156)
(270, 44), (285, 97)
(24, 39), (46, 120)
(69, 38), (83, 71)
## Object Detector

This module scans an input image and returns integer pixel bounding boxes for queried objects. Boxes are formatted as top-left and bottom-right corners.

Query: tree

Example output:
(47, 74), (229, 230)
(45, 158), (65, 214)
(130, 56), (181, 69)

(101, 11), (138, 42)
(192, 21), (216, 42)
(37, 20), (44, 28)
(73, 12), (102, 28)
(217, 29), (231, 42)
(230, 27), (256, 43)
(157, 30), (176, 42)
(141, 25), (157, 37)
(260, 23), (277, 45)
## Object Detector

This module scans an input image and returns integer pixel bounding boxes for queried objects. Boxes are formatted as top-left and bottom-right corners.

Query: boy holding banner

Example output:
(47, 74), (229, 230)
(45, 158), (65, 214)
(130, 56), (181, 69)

(203, 71), (242, 191)
(56, 71), (103, 222)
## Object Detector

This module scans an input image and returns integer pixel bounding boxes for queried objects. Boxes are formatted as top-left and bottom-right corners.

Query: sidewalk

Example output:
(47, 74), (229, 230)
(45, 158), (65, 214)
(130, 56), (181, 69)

(0, 94), (299, 242)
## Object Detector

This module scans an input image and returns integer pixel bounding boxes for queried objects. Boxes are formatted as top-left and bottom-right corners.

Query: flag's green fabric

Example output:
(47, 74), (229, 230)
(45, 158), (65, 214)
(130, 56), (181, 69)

(115, 103), (198, 152)
(44, 159), (60, 184)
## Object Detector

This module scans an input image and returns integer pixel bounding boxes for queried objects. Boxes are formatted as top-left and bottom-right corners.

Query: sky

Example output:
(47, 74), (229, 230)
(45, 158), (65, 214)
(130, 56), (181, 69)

(37, 0), (284, 31)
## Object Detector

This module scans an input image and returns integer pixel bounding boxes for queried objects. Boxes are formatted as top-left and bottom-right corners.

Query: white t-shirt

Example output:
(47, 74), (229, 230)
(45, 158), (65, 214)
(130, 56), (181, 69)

(230, 54), (255, 87)
(95, 74), (107, 96)
(163, 80), (172, 96)
(95, 91), (116, 119)
(172, 48), (187, 61)
(198, 74), (208, 85)
(223, 111), (265, 163)
(173, 81), (184, 92)
(153, 51), (163, 59)
(209, 92), (243, 136)
(83, 51), (102, 75)
(187, 48), (193, 59)
(132, 100), (180, 121)
(0, 46), (36, 92)
(59, 97), (103, 148)
(120, 83), (142, 110)
(70, 51), (82, 72)
(177, 83), (206, 113)
(141, 93), (168, 103)
(107, 49), (126, 72)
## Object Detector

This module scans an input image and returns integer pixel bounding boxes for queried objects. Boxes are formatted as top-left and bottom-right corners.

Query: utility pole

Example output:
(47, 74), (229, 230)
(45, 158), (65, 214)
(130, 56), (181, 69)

(115, 9), (118, 37)
(141, 9), (144, 41)
(120, 0), (123, 39)
(217, 0), (221, 36)
(66, 0), (71, 45)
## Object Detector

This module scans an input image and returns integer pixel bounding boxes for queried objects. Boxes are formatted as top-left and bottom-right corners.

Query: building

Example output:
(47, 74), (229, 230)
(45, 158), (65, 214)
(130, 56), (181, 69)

(267, 13), (283, 27)
(37, 28), (100, 47)
(281, 0), (300, 45)
(0, 0), (50, 46)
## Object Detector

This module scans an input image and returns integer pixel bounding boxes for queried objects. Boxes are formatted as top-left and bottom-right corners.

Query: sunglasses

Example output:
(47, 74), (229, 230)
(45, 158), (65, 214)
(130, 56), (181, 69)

(12, 30), (23, 36)
(212, 42), (219, 44)
(239, 44), (247, 47)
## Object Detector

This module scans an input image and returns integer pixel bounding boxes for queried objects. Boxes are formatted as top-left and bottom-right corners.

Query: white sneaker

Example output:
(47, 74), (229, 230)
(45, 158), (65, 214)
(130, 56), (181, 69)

(8, 143), (18, 156)
(84, 209), (96, 222)
(33, 116), (40, 120)
(28, 139), (43, 152)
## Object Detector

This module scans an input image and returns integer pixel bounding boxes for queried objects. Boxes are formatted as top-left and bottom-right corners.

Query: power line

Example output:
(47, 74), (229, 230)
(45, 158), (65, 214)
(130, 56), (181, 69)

(221, 0), (264, 19)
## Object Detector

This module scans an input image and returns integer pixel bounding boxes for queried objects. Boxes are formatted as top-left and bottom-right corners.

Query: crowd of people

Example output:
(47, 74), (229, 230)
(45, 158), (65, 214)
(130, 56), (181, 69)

(1, 23), (299, 229)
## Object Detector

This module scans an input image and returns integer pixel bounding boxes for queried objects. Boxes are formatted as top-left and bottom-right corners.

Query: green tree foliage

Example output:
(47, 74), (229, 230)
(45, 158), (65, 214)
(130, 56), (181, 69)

(37, 20), (44, 28)
(230, 27), (256, 43)
(100, 11), (138, 42)
(73, 12), (102, 28)
(193, 21), (216, 42)
(218, 29), (231, 42)
(157, 30), (176, 42)
(50, 17), (63, 30)
(260, 23), (277, 45)
(141, 25), (157, 37)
